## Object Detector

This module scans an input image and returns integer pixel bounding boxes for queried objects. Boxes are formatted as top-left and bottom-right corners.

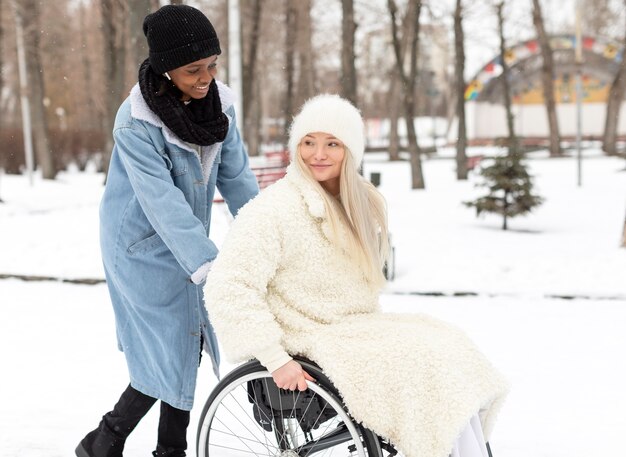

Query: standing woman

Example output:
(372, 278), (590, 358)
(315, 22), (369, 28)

(76, 5), (258, 457)
(204, 94), (509, 457)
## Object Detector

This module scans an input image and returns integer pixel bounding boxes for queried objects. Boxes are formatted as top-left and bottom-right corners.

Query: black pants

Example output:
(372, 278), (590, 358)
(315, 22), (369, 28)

(101, 384), (190, 453)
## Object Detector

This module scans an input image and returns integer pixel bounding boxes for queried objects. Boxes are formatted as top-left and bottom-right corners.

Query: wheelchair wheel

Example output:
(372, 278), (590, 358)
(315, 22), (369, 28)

(196, 358), (384, 456)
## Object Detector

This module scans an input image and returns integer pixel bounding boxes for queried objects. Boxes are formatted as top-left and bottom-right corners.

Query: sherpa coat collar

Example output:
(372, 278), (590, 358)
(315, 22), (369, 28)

(284, 164), (326, 218)
(283, 164), (353, 253)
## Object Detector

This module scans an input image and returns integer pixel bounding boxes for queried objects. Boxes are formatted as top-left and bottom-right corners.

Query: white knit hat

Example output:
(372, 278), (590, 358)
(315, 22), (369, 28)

(288, 94), (365, 167)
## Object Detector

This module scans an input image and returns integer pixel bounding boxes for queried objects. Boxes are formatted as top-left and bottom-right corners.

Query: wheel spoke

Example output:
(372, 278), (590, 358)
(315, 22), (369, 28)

(231, 384), (274, 452)
(213, 407), (273, 456)
(209, 427), (279, 452)
(198, 368), (372, 457)
(301, 403), (338, 457)
(222, 395), (269, 445)
(207, 441), (275, 456)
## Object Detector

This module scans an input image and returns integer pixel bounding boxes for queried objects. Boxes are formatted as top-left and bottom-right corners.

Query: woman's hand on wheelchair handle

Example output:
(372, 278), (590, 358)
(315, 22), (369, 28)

(271, 360), (315, 391)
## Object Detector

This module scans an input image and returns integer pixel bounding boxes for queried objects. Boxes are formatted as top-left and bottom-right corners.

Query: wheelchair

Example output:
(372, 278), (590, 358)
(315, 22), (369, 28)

(196, 356), (398, 456)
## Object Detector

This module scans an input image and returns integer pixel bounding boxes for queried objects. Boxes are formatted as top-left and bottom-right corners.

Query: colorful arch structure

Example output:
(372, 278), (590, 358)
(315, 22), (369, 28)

(457, 34), (626, 143)
(465, 34), (623, 105)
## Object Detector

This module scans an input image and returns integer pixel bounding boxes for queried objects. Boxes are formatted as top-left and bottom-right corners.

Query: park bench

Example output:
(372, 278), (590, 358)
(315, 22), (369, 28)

(213, 149), (290, 203)
(466, 154), (484, 171)
(253, 150), (290, 189)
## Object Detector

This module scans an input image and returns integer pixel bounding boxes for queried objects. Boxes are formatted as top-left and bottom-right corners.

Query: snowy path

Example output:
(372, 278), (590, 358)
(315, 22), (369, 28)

(1, 279), (625, 457)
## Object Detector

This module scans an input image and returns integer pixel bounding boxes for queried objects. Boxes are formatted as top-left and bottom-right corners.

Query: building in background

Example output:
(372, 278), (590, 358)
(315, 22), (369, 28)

(460, 34), (626, 145)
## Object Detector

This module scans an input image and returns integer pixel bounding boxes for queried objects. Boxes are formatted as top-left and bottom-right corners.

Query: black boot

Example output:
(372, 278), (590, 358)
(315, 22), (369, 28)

(152, 444), (186, 457)
(76, 385), (157, 457)
(152, 401), (190, 457)
(75, 427), (123, 457)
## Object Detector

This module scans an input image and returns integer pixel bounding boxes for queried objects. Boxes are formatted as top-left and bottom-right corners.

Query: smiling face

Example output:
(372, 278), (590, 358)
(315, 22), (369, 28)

(167, 55), (219, 101)
(298, 132), (346, 195)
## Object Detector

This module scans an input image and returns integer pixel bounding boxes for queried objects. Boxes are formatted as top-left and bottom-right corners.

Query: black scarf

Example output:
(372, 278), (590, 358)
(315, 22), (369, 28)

(138, 59), (229, 146)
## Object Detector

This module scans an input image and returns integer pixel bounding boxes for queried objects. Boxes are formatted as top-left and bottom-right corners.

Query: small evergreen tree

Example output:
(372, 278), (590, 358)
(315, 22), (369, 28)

(464, 151), (543, 230)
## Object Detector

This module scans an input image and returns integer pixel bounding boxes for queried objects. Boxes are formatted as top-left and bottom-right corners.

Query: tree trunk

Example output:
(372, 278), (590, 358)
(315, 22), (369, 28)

(532, 0), (562, 157)
(79, 2), (104, 162)
(602, 0), (626, 156)
(0, 0), (3, 132)
(242, 0), (263, 156)
(254, 77), (263, 151)
(100, 0), (128, 176)
(17, 0), (56, 179)
(602, 66), (626, 156)
(497, 1), (518, 155)
(405, 0), (424, 190)
(454, 0), (468, 180)
(341, 0), (357, 105)
(388, 72), (401, 161)
(388, 1), (416, 162)
(128, 0), (153, 72)
(283, 0), (297, 141)
(388, 0), (424, 189)
(0, 0), (3, 186)
(296, 0), (315, 106)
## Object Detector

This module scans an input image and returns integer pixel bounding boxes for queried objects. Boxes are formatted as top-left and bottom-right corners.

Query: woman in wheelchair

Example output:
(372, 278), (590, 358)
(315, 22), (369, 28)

(203, 94), (508, 457)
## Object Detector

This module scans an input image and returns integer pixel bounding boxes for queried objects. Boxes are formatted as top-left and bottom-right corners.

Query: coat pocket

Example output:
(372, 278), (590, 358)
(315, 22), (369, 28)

(127, 231), (162, 255)
(168, 151), (189, 177)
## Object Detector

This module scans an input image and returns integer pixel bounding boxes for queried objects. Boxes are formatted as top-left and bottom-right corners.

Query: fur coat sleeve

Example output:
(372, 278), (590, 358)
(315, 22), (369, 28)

(204, 182), (292, 372)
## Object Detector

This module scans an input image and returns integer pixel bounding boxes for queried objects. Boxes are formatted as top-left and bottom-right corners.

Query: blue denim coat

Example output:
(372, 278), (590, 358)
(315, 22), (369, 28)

(99, 83), (259, 410)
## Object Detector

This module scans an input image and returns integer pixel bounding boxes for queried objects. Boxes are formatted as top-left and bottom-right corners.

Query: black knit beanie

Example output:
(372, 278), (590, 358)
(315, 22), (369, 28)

(143, 4), (221, 74)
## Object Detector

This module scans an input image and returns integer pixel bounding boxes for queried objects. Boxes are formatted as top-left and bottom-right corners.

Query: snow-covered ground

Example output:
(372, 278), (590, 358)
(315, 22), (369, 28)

(0, 149), (625, 457)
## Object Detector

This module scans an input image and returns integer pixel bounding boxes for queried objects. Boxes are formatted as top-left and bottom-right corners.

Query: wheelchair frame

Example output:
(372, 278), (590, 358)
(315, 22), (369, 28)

(196, 356), (390, 456)
(196, 357), (495, 457)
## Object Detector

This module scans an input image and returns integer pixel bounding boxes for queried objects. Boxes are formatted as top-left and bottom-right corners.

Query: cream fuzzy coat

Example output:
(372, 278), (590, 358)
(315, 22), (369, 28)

(204, 165), (508, 457)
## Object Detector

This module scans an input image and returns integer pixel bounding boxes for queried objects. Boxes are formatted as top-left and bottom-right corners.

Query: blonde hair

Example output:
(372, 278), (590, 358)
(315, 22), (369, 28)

(295, 145), (390, 287)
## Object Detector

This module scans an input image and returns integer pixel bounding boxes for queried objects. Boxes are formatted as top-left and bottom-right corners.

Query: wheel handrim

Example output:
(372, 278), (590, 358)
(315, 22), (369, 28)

(197, 371), (368, 457)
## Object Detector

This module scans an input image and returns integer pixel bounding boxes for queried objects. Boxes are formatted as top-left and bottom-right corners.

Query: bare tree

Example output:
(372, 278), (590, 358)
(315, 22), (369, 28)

(100, 0), (128, 176)
(282, 0), (315, 140)
(295, 0), (315, 105)
(454, 0), (468, 180)
(387, 1), (417, 161)
(242, 0), (264, 156)
(341, 0), (357, 104)
(496, 0), (518, 154)
(387, 80), (402, 161)
(580, 0), (614, 37)
(0, 0), (3, 130)
(15, 0), (56, 179)
(283, 0), (297, 140)
(79, 2), (104, 152)
(128, 0), (154, 71)
(532, 0), (562, 157)
(57, 1), (109, 171)
(0, 0), (4, 196)
(0, 0), (3, 101)
(602, 0), (626, 156)
(388, 0), (425, 189)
